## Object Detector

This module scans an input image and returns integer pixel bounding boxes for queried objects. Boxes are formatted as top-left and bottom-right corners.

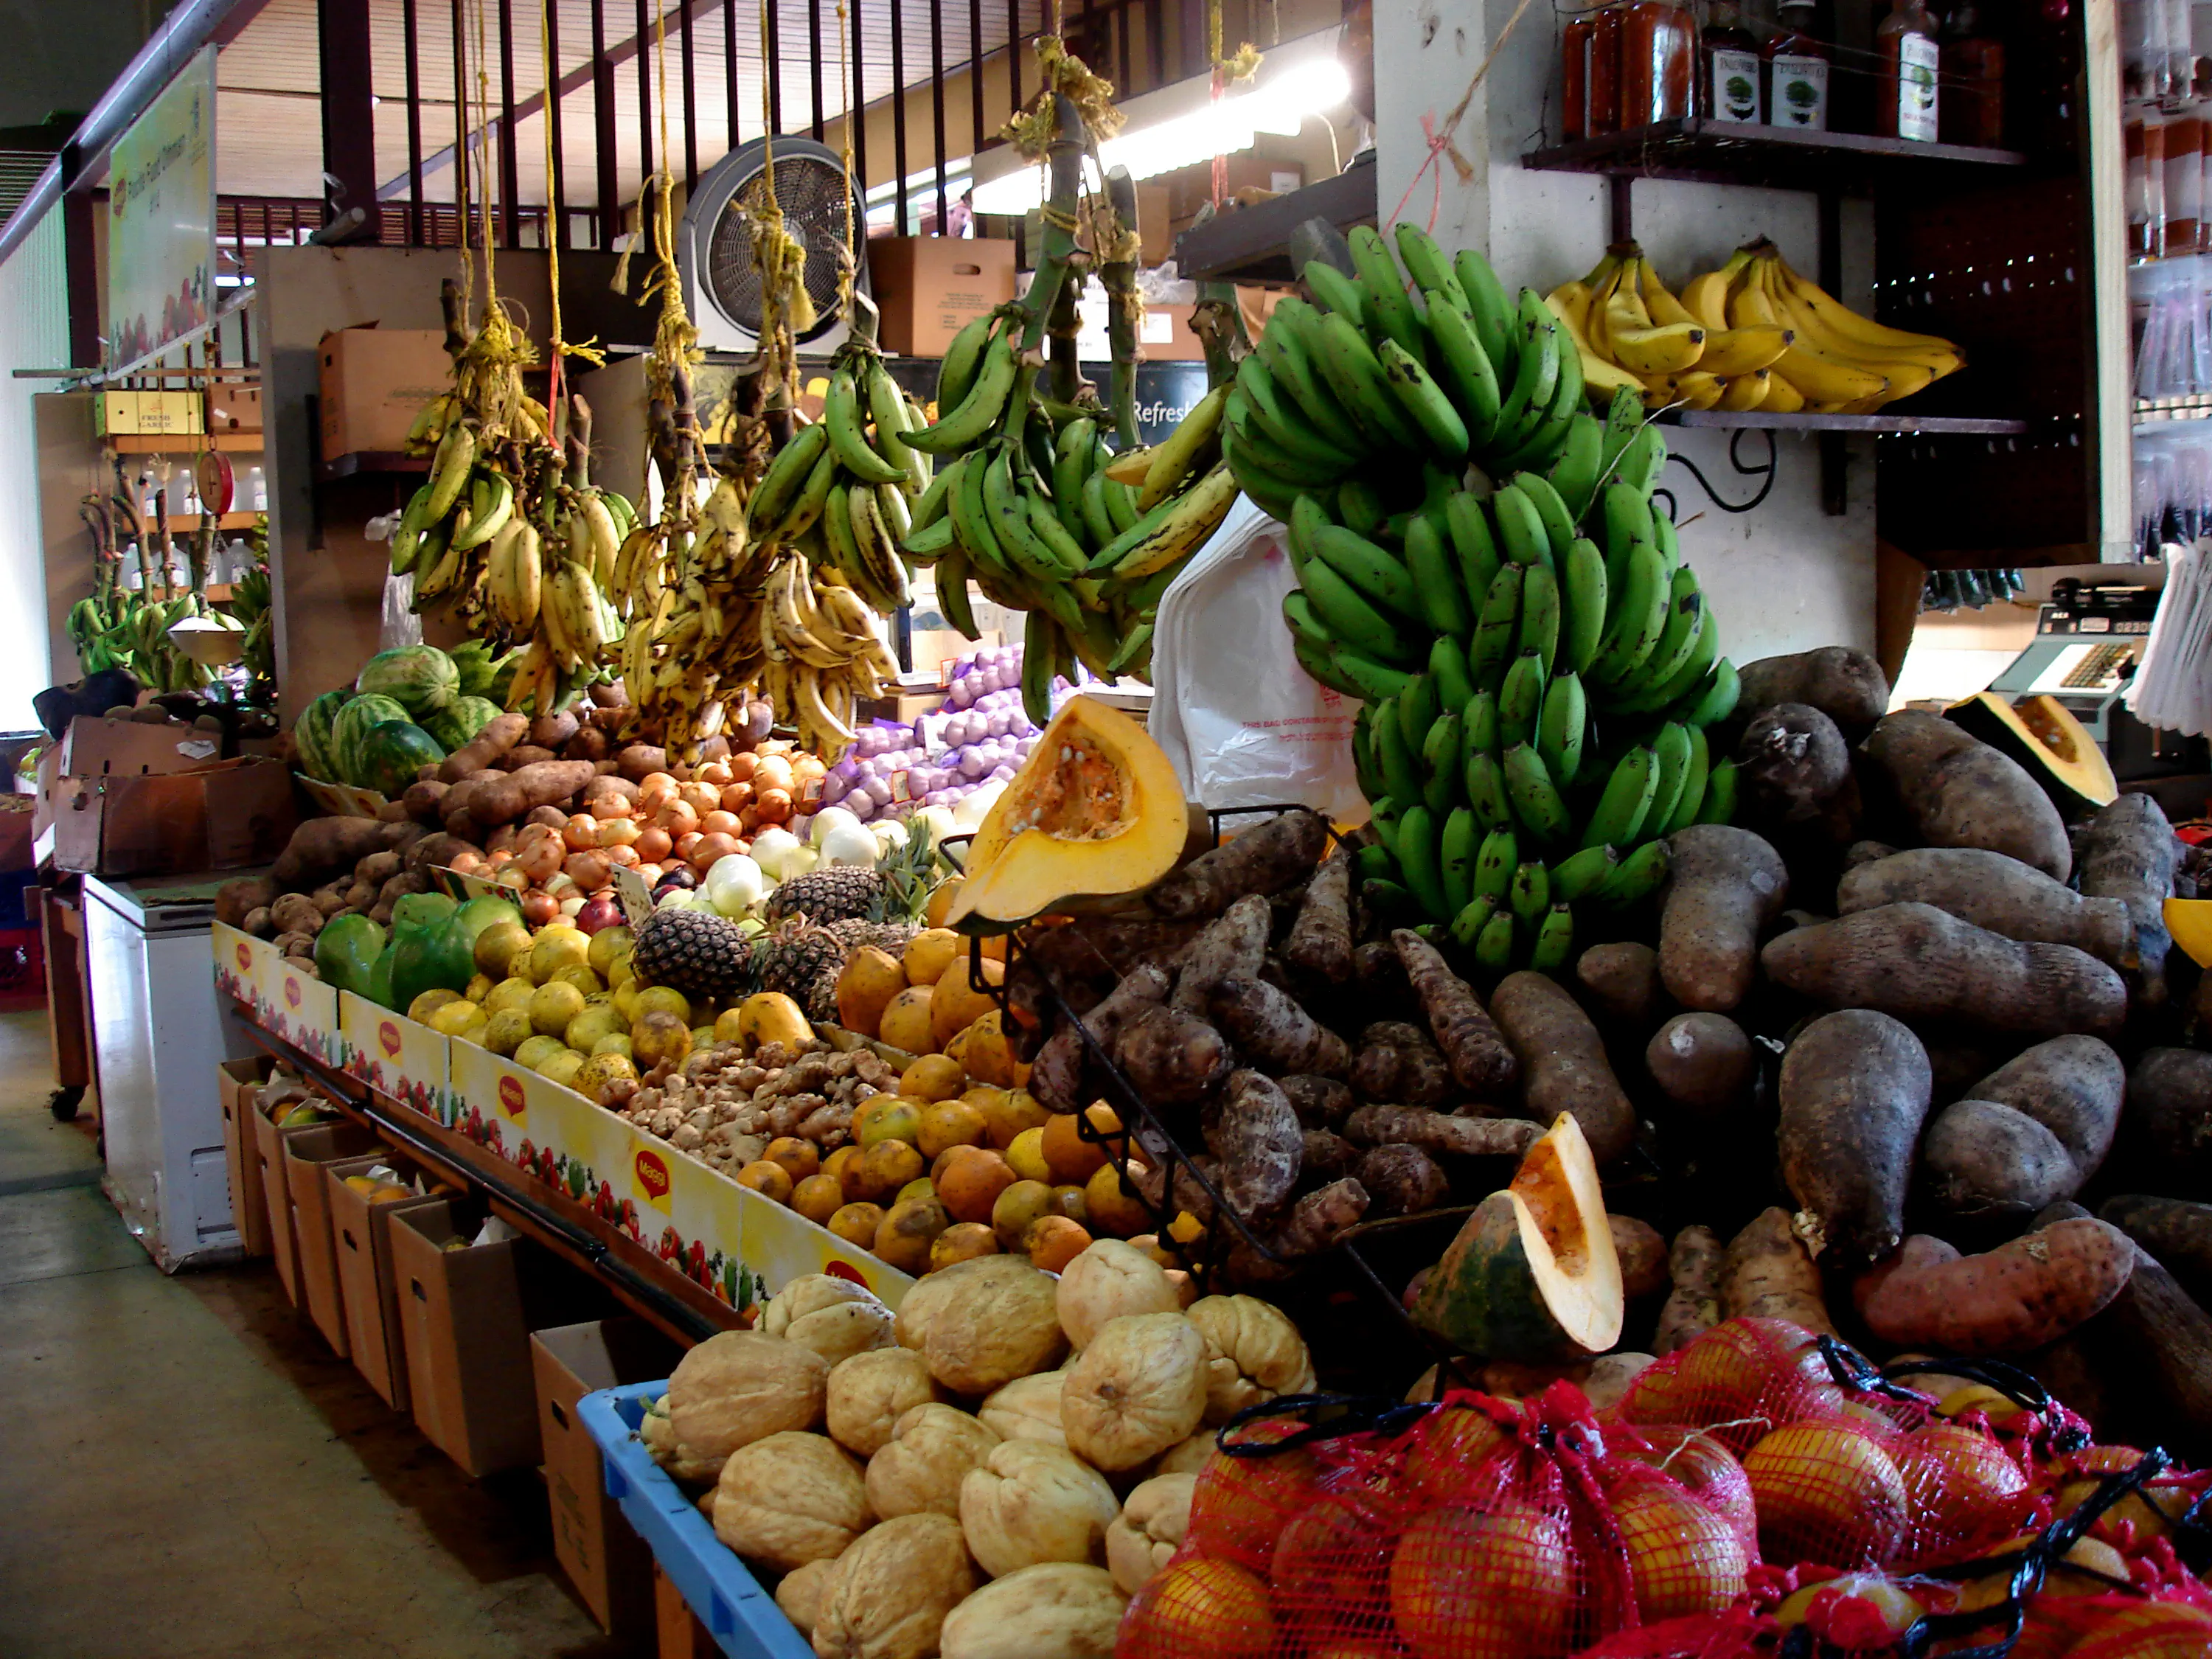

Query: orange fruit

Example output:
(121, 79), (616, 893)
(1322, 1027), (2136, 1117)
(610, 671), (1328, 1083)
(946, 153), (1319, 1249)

(861, 1137), (927, 1197)
(824, 1143), (871, 1202)
(937, 1144), (1018, 1225)
(1085, 1161), (1153, 1237)
(736, 1161), (793, 1203)
(931, 956), (1003, 1049)
(931, 1222), (1001, 1271)
(1023, 1214), (1092, 1272)
(973, 1086), (1051, 1150)
(827, 1202), (887, 1248)
(918, 1099), (989, 1160)
(855, 1096), (925, 1148)
(900, 1052), (967, 1102)
(791, 1172), (845, 1225)
(992, 1179), (1057, 1253)
(763, 1136), (820, 1183)
(874, 1197), (951, 1274)
(1042, 1104), (1121, 1184)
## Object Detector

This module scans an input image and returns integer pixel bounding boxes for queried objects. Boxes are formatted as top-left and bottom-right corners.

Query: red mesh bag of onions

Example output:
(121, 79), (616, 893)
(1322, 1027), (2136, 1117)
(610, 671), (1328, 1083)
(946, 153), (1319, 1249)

(1603, 1319), (2064, 1573)
(1117, 1382), (1766, 1659)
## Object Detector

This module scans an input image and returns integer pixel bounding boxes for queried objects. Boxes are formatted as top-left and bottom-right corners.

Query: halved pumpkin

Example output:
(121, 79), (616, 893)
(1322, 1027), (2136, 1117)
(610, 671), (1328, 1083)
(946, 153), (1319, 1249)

(1947, 693), (2118, 820)
(1411, 1113), (1623, 1363)
(2164, 897), (2212, 969)
(946, 695), (1189, 933)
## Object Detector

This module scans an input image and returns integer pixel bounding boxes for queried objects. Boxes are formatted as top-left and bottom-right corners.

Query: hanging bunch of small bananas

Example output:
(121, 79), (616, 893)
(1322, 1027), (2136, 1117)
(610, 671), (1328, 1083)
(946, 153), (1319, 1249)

(1547, 238), (1963, 415)
(72, 589), (218, 693)
(228, 562), (276, 695)
(899, 307), (1238, 725)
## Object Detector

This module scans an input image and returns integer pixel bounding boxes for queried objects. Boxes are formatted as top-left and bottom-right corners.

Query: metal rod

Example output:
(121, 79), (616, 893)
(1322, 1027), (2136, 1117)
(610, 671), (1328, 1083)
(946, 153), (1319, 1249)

(636, 0), (655, 192)
(931, 0), (948, 229)
(1007, 0), (1020, 116)
(319, 0), (380, 238)
(404, 0), (425, 243)
(681, 0), (699, 184)
(500, 0), (521, 245)
(547, 0), (567, 245)
(850, 0), (867, 190)
(768, 0), (785, 139)
(1149, 0), (1164, 91)
(594, 0), (619, 248)
(453, 0), (470, 238)
(724, 0), (740, 150)
(970, 0), (986, 181)
(809, 0), (826, 138)
(891, 0), (908, 232)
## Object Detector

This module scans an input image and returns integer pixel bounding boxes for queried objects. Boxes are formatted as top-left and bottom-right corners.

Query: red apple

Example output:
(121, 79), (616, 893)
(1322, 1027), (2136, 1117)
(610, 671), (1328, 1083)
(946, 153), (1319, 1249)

(574, 897), (624, 935)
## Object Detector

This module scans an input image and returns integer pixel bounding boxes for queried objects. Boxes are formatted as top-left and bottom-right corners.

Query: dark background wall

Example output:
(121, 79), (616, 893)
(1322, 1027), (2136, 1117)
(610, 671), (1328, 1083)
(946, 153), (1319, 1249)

(0, 1), (175, 130)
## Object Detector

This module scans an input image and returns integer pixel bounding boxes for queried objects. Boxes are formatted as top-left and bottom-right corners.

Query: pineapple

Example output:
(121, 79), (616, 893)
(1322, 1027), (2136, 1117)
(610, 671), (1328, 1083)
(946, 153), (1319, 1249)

(765, 823), (943, 928)
(760, 918), (917, 1023)
(630, 906), (757, 1006)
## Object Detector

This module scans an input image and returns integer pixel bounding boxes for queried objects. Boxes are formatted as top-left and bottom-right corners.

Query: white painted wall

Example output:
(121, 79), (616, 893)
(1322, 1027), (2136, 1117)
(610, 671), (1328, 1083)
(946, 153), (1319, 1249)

(1371, 0), (1877, 661)
(0, 206), (69, 731)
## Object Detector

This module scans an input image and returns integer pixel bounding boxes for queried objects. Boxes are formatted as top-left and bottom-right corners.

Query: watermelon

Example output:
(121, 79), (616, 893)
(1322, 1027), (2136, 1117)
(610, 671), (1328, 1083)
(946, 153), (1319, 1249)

(355, 644), (459, 718)
(330, 693), (414, 786)
(424, 695), (501, 751)
(450, 639), (503, 699)
(356, 720), (446, 799)
(293, 689), (354, 783)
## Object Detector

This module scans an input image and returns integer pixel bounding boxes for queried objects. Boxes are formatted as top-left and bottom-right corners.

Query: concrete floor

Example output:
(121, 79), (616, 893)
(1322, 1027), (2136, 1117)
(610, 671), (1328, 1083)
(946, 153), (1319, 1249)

(0, 1010), (633, 1659)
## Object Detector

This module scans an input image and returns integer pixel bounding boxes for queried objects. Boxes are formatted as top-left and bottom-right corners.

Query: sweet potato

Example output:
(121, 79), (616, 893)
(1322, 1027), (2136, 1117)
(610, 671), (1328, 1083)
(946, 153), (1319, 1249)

(1149, 808), (1329, 919)
(1652, 1225), (1724, 1354)
(2127, 1047), (2212, 1188)
(1280, 1075), (1354, 1130)
(437, 712), (528, 782)
(1777, 1009), (1932, 1265)
(2039, 1199), (2212, 1453)
(1610, 1214), (1669, 1299)
(1854, 1217), (2135, 1355)
(1488, 970), (1636, 1165)
(1575, 941), (1663, 1026)
(1919, 1098), (2079, 1219)
(530, 709), (580, 750)
(1032, 963), (1172, 1110)
(1393, 931), (1517, 1097)
(1843, 840), (1899, 870)
(1282, 849), (1354, 982)
(240, 906), (274, 936)
(499, 744), (558, 770)
(1172, 894), (1270, 1013)
(1722, 1206), (1835, 1333)
(1738, 703), (1854, 826)
(1208, 977), (1351, 1077)
(1644, 1012), (1757, 1119)
(1837, 847), (2132, 968)
(399, 778), (451, 825)
(2099, 1194), (2212, 1304)
(1341, 1105), (1542, 1160)
(453, 760), (599, 829)
(1967, 1036), (2124, 1184)
(1736, 646), (1891, 734)
(1762, 904), (2126, 1038)
(1116, 1005), (1234, 1104)
(1657, 826), (1789, 1012)
(1355, 1144), (1447, 1216)
(1862, 709), (2071, 881)
(1348, 1023), (1455, 1106)
(616, 744), (669, 782)
(215, 874), (277, 929)
(2076, 792), (2181, 1009)
(563, 723), (611, 762)
(403, 831), (479, 877)
(271, 815), (395, 891)
(582, 773), (640, 814)
(1204, 1070), (1302, 1218)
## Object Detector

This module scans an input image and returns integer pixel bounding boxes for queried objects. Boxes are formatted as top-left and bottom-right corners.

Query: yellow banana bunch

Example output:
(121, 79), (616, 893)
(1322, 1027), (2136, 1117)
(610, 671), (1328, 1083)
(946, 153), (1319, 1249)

(1714, 237), (1964, 412)
(1552, 243), (1796, 412)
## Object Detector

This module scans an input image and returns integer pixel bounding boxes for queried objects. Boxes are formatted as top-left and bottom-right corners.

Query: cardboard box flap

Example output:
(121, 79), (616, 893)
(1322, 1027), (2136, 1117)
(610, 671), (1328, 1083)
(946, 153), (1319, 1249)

(61, 716), (230, 778)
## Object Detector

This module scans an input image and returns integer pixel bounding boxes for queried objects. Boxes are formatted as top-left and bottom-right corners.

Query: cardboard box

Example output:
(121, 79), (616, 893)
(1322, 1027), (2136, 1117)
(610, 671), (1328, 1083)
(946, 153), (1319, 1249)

(869, 237), (1017, 358)
(390, 1200), (543, 1477)
(218, 1057), (274, 1259)
(283, 1121), (386, 1357)
(327, 1158), (441, 1410)
(39, 718), (296, 878)
(251, 1104), (307, 1304)
(91, 392), (139, 437)
(532, 1321), (683, 1635)
(206, 383), (262, 432)
(137, 390), (205, 435)
(318, 327), (453, 460)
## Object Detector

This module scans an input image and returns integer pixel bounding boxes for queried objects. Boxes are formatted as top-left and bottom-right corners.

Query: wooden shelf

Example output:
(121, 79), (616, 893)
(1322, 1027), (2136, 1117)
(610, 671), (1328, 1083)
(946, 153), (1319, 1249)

(1667, 409), (2029, 435)
(133, 583), (235, 601)
(1522, 119), (2033, 192)
(139, 511), (262, 532)
(105, 432), (265, 453)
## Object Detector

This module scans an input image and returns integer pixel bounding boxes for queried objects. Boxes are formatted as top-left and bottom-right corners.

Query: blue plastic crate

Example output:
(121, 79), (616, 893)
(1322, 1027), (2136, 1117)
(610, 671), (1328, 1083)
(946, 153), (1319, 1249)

(578, 1382), (813, 1659)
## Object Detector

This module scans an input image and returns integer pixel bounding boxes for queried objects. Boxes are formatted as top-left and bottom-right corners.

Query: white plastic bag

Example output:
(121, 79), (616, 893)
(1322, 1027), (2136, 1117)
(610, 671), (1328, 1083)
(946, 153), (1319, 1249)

(1149, 495), (1368, 824)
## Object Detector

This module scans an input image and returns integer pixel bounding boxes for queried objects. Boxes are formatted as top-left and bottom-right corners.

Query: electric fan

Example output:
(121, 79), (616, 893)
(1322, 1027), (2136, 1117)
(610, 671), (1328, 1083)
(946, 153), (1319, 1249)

(677, 134), (870, 354)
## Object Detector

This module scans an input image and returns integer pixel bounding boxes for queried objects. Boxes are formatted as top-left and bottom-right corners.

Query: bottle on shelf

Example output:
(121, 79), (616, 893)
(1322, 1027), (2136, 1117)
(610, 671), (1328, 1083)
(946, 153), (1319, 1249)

(1938, 2), (2006, 147)
(1765, 0), (1830, 131)
(2129, 103), (2170, 258)
(1621, 0), (1694, 127)
(1703, 0), (1763, 123)
(1876, 0), (1941, 141)
(2166, 81), (2205, 254)
(1589, 2), (1627, 135)
(246, 465), (267, 512)
(2196, 64), (2212, 253)
(1563, 10), (1595, 138)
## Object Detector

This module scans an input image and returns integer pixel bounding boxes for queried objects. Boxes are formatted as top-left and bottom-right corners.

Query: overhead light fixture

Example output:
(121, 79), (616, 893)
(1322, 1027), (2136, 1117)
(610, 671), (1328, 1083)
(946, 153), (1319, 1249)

(970, 51), (1351, 218)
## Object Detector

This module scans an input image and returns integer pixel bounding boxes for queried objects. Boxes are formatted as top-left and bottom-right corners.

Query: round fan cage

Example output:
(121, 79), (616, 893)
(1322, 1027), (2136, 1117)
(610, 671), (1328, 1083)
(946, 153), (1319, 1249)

(698, 138), (862, 344)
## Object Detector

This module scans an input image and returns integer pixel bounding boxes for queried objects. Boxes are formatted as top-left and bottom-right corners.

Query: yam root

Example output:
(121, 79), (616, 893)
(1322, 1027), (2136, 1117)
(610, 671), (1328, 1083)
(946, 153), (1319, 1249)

(1644, 1013), (1757, 1119)
(1022, 919), (1206, 987)
(1761, 903), (2127, 1039)
(1652, 1225), (1725, 1354)
(1919, 1099), (2079, 1219)
(2126, 1048), (2212, 1189)
(271, 816), (395, 890)
(1032, 963), (1170, 1110)
(1777, 1009), (1931, 1266)
(1172, 894), (1271, 1014)
(1280, 1075), (1354, 1130)
(1354, 1144), (1447, 1216)
(1150, 807), (1329, 919)
(2099, 1194), (2212, 1305)
(1393, 931), (1517, 1097)
(1348, 1023), (1455, 1106)
(2076, 792), (2180, 1008)
(1488, 971), (1636, 1166)
(616, 744), (669, 782)
(1737, 703), (1854, 826)
(1658, 826), (1790, 1012)
(1282, 849), (1354, 981)
(1208, 977), (1350, 1078)
(1225, 1179), (1369, 1283)
(1340, 1105), (1543, 1160)
(1837, 847), (2132, 969)
(1843, 840), (1899, 870)
(1736, 646), (1891, 734)
(1116, 1006), (1234, 1105)
(215, 875), (277, 929)
(1863, 709), (2071, 881)
(1204, 1070), (1303, 1219)
(1722, 1206), (1835, 1333)
(1967, 1036), (2124, 1184)
(1854, 1217), (2135, 1356)
(437, 712), (528, 782)
(1610, 1215), (1669, 1299)
(1299, 1130), (1360, 1184)
(1575, 941), (1663, 1028)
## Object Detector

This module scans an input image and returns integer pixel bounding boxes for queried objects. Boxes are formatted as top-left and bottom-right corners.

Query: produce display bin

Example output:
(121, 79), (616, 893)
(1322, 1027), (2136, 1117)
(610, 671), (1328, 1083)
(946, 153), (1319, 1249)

(282, 1121), (387, 1357)
(389, 1199), (543, 1478)
(216, 1057), (274, 1258)
(325, 1158), (442, 1410)
(578, 1382), (811, 1659)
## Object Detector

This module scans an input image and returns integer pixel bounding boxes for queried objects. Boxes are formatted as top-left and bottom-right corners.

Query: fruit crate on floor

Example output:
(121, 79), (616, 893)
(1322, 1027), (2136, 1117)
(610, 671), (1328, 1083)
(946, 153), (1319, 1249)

(579, 1383), (812, 1659)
